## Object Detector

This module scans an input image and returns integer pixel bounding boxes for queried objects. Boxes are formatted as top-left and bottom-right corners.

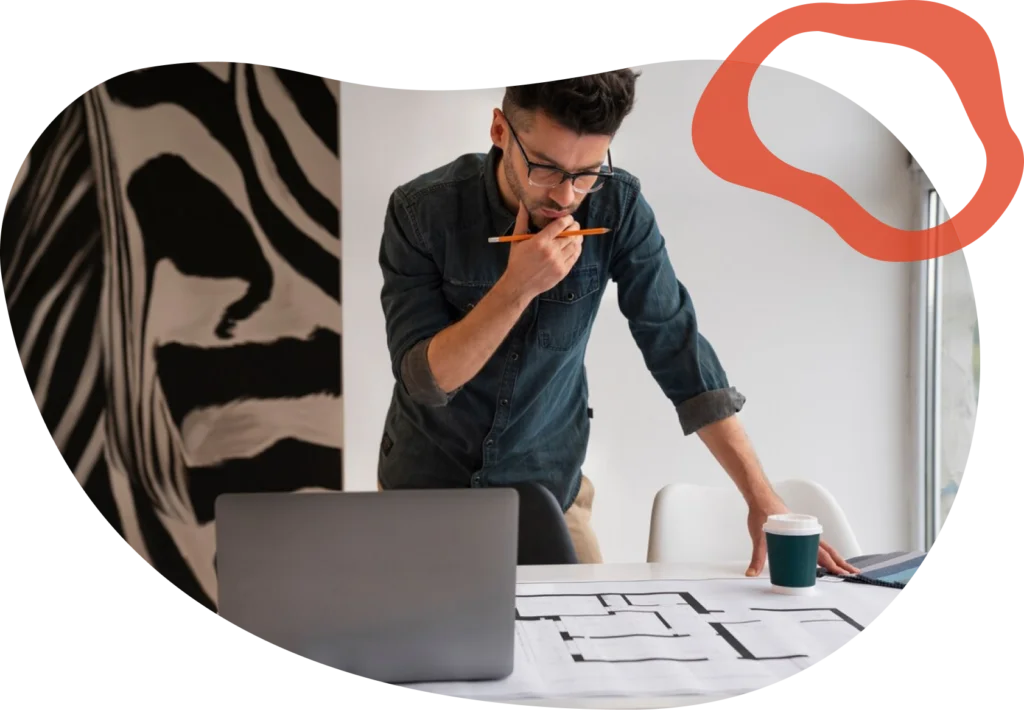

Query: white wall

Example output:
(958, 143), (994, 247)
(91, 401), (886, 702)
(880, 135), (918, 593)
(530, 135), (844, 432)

(342, 60), (918, 561)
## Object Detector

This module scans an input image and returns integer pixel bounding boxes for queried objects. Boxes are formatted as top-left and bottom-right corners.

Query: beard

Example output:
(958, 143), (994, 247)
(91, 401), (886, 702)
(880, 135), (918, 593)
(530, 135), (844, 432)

(504, 156), (583, 229)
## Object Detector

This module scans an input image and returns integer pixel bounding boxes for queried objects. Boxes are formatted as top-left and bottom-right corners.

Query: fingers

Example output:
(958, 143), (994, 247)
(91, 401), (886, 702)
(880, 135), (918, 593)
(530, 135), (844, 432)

(821, 542), (857, 574)
(746, 537), (767, 577)
(563, 238), (583, 268)
(559, 220), (583, 267)
(817, 541), (860, 576)
(821, 541), (860, 575)
(537, 214), (575, 241)
(560, 237), (583, 264)
(817, 548), (840, 575)
(558, 222), (582, 251)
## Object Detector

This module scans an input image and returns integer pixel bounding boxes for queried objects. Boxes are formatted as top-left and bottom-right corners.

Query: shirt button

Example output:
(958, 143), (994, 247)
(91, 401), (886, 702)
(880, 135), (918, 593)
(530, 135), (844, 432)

(501, 399), (509, 406)
(567, 293), (575, 301)
(486, 440), (494, 447)
(471, 474), (481, 486)
(511, 353), (519, 361)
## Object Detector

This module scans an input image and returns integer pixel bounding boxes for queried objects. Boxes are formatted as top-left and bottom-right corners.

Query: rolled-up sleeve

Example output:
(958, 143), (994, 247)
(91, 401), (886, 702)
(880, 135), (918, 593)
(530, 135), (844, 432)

(378, 188), (461, 406)
(609, 182), (745, 435)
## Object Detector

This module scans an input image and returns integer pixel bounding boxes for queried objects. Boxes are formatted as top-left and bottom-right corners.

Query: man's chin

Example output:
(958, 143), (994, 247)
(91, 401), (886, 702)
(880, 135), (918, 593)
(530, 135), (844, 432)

(531, 215), (552, 230)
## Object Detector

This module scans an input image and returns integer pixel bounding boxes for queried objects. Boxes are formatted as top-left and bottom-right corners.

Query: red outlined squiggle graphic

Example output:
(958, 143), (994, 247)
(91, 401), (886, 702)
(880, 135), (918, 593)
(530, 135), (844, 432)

(692, 0), (1022, 262)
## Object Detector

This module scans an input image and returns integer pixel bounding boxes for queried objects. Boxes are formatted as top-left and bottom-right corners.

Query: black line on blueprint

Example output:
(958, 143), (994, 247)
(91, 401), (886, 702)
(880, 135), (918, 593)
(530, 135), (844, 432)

(710, 621), (810, 661)
(572, 656), (710, 664)
(586, 633), (692, 640)
(749, 607), (864, 632)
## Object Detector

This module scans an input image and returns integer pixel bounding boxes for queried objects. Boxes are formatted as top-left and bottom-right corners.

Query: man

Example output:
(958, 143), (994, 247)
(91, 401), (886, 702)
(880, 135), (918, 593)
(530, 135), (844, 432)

(2, 63), (343, 611)
(377, 70), (858, 577)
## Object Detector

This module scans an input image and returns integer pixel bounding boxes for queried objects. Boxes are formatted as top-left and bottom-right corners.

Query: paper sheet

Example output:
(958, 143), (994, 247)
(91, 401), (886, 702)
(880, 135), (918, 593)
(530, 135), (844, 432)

(402, 576), (899, 701)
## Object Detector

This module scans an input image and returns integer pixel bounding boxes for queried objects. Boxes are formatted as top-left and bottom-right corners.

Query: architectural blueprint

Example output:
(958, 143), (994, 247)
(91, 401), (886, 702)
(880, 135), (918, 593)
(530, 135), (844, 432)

(404, 577), (900, 701)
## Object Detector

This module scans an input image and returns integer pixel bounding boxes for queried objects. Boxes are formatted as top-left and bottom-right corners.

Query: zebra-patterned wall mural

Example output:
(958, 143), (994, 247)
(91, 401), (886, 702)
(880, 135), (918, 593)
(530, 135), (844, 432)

(1, 62), (343, 611)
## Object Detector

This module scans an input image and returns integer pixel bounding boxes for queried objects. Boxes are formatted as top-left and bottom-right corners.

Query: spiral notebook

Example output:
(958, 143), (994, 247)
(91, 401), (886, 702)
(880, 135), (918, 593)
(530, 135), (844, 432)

(817, 551), (926, 589)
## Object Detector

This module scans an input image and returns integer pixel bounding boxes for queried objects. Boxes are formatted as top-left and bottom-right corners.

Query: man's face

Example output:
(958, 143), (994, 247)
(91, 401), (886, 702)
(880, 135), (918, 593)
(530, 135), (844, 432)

(497, 110), (612, 229)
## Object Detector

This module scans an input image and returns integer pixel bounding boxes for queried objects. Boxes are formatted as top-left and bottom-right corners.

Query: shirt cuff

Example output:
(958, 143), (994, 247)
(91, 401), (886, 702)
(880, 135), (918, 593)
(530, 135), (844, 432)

(676, 387), (746, 435)
(400, 337), (459, 406)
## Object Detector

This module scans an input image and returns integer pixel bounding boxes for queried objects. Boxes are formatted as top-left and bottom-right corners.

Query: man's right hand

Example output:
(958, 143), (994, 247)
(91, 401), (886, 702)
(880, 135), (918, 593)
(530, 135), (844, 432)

(498, 202), (582, 303)
(420, 203), (582, 397)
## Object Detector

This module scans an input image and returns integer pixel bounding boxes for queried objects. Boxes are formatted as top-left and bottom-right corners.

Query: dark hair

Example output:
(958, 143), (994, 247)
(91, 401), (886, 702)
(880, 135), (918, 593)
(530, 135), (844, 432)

(502, 69), (640, 136)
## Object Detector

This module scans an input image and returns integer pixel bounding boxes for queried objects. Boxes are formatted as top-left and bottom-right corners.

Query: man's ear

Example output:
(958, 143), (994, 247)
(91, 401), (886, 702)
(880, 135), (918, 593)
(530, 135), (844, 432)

(490, 108), (510, 150)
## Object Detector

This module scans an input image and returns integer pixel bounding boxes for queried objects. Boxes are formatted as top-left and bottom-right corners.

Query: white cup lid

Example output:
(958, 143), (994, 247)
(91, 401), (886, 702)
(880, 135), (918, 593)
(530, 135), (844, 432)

(763, 513), (822, 535)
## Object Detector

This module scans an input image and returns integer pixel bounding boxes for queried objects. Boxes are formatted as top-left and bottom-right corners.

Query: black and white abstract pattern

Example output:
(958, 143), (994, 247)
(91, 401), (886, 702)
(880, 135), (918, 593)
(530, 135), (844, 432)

(1, 62), (343, 610)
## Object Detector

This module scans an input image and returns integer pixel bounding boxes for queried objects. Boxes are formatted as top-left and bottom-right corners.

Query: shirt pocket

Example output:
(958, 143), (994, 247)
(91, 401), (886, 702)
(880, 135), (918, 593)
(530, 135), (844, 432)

(536, 264), (602, 352)
(441, 278), (493, 317)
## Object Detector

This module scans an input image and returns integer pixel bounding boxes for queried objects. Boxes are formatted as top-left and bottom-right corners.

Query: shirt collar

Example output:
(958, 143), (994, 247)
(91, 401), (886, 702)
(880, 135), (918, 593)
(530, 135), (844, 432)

(483, 145), (517, 237)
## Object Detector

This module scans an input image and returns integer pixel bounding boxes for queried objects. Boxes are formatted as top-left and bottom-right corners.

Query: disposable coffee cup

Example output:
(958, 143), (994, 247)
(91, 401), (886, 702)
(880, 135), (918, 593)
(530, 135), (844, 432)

(763, 514), (822, 595)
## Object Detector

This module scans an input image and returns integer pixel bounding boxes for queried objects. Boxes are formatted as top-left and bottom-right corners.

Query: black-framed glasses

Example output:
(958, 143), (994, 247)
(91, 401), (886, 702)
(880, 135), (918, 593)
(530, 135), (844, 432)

(505, 115), (614, 195)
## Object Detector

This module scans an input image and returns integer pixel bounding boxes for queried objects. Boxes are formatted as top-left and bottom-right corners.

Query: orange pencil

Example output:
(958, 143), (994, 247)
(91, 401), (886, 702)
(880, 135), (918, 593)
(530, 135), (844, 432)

(488, 227), (610, 244)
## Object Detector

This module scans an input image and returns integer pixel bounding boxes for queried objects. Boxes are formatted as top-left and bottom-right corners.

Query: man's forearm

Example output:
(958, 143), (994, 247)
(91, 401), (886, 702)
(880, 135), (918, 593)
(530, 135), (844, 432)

(426, 276), (532, 393)
(696, 415), (780, 510)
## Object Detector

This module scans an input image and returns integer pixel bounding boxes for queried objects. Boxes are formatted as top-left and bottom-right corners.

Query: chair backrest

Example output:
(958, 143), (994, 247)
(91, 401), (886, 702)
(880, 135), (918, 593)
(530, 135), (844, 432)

(646, 479), (861, 563)
(773, 479), (862, 559)
(646, 484), (751, 564)
(510, 481), (579, 566)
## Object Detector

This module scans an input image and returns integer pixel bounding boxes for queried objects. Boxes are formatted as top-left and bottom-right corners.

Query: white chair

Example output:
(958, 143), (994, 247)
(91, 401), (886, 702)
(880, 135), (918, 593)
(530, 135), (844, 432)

(773, 479), (862, 558)
(646, 478), (862, 563)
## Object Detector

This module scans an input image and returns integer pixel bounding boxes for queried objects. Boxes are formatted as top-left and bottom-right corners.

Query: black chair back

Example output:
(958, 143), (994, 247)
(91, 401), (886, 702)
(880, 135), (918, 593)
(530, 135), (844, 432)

(508, 481), (579, 565)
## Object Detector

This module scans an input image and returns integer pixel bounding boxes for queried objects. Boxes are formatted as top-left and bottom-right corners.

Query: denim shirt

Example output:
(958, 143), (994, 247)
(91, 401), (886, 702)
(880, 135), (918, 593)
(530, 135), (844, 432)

(377, 146), (745, 511)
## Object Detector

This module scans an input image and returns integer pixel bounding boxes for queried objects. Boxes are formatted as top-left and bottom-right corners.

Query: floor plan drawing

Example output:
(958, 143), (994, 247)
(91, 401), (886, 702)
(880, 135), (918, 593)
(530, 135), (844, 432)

(515, 588), (865, 665)
(405, 577), (899, 701)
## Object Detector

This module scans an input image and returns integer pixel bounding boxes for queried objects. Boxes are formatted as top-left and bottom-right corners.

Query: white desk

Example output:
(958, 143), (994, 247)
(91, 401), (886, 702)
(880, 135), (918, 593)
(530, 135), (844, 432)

(517, 561), (751, 585)
(481, 560), (895, 709)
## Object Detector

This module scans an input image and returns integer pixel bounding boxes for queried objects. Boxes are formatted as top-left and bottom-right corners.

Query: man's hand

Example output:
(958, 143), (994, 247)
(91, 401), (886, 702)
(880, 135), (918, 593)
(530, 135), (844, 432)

(421, 204), (581, 395)
(744, 494), (861, 578)
(695, 415), (861, 579)
(495, 202), (582, 303)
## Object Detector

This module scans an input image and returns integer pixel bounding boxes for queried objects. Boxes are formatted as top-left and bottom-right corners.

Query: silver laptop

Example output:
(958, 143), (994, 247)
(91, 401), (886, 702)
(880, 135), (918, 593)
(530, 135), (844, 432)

(215, 488), (519, 684)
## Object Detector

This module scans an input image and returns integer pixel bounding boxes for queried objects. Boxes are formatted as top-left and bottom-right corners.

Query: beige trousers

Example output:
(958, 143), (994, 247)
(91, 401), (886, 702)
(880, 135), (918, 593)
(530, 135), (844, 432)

(563, 474), (603, 563)
(376, 474), (603, 564)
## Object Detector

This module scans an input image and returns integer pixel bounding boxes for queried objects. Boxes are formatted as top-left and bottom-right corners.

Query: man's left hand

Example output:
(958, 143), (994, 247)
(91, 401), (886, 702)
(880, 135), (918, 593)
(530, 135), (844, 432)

(744, 498), (860, 578)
